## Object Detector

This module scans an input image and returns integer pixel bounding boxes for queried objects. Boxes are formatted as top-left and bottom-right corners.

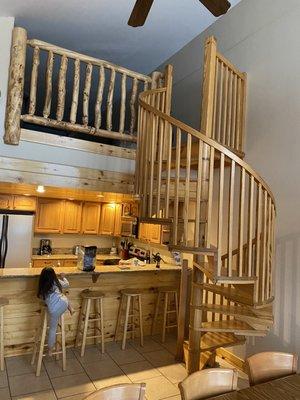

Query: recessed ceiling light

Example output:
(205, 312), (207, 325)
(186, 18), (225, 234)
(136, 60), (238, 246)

(36, 185), (45, 193)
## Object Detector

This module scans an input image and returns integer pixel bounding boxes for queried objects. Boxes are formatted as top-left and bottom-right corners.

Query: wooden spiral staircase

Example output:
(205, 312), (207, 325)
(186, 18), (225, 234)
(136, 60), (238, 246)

(136, 36), (276, 374)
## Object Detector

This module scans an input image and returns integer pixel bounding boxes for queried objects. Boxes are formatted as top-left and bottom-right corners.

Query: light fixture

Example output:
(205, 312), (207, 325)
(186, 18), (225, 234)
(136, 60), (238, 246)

(36, 185), (45, 193)
(97, 194), (104, 198)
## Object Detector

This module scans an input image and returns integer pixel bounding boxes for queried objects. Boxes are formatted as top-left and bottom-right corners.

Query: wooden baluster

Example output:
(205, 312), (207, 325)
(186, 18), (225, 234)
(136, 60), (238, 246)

(56, 55), (68, 121)
(70, 59), (80, 124)
(270, 204), (275, 298)
(143, 81), (149, 91)
(261, 190), (268, 302)
(221, 65), (228, 145)
(238, 167), (245, 277)
(247, 175), (255, 277)
(82, 63), (92, 126)
(165, 121), (173, 219)
(29, 46), (40, 115)
(228, 160), (235, 277)
(206, 147), (215, 248)
(119, 73), (127, 133)
(235, 77), (241, 151)
(255, 183), (262, 303)
(106, 68), (116, 131)
(135, 105), (142, 194)
(266, 196), (272, 299)
(216, 61), (223, 143)
(240, 73), (247, 153)
(231, 74), (237, 150)
(148, 112), (157, 217)
(183, 133), (192, 246)
(130, 78), (138, 134)
(226, 71), (233, 147)
(43, 51), (54, 118)
(142, 110), (151, 216)
(217, 153), (225, 276)
(94, 65), (105, 130)
(194, 141), (203, 247)
(173, 128), (181, 245)
(212, 60), (219, 140)
(156, 112), (164, 216)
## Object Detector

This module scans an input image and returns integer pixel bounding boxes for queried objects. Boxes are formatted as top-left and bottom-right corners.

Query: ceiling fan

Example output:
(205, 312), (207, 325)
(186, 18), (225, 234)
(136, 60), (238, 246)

(128, 0), (231, 27)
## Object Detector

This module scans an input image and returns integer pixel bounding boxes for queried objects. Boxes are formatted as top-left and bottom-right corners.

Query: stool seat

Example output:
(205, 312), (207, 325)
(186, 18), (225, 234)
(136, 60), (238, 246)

(120, 289), (143, 296)
(0, 298), (9, 307)
(81, 290), (105, 299)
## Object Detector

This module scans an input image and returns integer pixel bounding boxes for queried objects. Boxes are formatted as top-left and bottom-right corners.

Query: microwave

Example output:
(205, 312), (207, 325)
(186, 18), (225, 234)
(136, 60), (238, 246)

(121, 216), (138, 237)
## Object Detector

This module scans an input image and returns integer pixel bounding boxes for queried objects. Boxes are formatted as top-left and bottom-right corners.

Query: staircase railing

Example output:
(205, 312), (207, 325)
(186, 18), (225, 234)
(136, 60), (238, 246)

(137, 83), (276, 306)
(4, 27), (164, 146)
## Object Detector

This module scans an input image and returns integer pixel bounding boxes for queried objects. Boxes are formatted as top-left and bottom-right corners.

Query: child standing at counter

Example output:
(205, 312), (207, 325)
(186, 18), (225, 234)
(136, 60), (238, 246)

(37, 267), (74, 355)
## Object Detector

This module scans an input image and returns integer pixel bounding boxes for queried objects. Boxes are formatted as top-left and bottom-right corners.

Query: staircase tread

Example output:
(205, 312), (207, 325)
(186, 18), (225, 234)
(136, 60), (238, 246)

(193, 262), (257, 284)
(185, 332), (246, 352)
(200, 320), (268, 336)
(195, 283), (254, 306)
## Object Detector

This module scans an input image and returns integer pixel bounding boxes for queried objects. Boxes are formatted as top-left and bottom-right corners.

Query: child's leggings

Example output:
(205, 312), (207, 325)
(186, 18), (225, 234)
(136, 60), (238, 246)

(47, 300), (68, 348)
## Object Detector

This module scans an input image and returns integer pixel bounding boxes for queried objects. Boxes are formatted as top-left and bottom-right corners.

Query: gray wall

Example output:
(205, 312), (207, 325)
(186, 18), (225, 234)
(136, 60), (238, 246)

(157, 0), (300, 356)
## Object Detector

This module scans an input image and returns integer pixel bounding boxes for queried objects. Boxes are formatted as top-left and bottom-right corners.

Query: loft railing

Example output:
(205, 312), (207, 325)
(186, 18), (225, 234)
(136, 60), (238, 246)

(4, 27), (165, 146)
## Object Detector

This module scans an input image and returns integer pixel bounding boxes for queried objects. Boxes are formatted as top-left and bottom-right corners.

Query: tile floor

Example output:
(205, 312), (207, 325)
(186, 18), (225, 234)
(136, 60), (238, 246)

(0, 335), (249, 400)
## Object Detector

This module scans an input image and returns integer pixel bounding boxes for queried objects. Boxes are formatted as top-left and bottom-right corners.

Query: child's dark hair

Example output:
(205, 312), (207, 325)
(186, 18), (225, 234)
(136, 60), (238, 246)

(37, 267), (62, 300)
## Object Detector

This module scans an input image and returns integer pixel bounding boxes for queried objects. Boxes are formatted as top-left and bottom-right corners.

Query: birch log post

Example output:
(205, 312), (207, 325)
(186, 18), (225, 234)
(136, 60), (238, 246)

(95, 65), (105, 130)
(70, 59), (80, 124)
(56, 55), (68, 121)
(28, 46), (40, 115)
(119, 73), (127, 133)
(106, 69), (116, 131)
(130, 78), (138, 134)
(43, 51), (54, 118)
(162, 64), (173, 159)
(82, 63), (93, 126)
(4, 27), (27, 145)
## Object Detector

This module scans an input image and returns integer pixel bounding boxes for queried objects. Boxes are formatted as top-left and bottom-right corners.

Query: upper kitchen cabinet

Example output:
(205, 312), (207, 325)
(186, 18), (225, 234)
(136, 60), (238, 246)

(62, 200), (82, 234)
(13, 195), (36, 211)
(35, 198), (63, 233)
(99, 203), (122, 236)
(81, 202), (101, 235)
(0, 194), (13, 210)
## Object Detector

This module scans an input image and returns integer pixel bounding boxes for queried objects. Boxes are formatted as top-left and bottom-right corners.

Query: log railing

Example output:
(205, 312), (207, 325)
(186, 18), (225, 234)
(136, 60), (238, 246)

(137, 85), (276, 306)
(4, 27), (164, 145)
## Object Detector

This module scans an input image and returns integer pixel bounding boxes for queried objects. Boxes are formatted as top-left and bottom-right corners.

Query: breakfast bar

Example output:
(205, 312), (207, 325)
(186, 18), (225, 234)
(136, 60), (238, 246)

(0, 264), (181, 357)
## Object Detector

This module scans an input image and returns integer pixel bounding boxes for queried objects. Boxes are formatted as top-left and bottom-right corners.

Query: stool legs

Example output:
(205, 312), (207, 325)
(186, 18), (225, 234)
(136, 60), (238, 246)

(81, 298), (91, 357)
(122, 296), (131, 350)
(36, 311), (47, 377)
(162, 292), (169, 343)
(0, 307), (4, 371)
(138, 295), (144, 347)
(152, 290), (178, 343)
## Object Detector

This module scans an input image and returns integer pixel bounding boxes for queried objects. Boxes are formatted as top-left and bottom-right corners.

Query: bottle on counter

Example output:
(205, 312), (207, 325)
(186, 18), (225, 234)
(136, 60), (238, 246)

(146, 250), (151, 264)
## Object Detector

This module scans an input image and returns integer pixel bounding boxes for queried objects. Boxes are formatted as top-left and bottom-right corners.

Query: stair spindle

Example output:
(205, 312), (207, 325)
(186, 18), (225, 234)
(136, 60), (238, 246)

(106, 68), (116, 131)
(82, 63), (92, 126)
(70, 58), (80, 124)
(43, 50), (53, 118)
(56, 55), (68, 121)
(29, 46), (40, 115)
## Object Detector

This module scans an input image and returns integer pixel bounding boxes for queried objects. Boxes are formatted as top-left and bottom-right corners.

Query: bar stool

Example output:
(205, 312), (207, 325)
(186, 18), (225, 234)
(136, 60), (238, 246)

(31, 306), (66, 377)
(152, 287), (179, 342)
(0, 298), (9, 371)
(75, 290), (105, 357)
(115, 289), (144, 350)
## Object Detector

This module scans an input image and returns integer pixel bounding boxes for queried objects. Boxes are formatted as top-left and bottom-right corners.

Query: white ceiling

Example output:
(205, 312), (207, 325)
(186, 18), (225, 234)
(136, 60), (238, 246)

(1, 0), (241, 74)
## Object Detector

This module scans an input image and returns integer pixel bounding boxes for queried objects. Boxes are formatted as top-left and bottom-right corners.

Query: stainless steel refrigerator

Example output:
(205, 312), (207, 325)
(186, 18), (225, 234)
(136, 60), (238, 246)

(0, 212), (34, 268)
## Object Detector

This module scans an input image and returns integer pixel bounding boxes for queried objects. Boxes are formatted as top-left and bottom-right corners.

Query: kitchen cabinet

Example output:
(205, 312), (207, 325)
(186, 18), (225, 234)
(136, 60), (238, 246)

(0, 194), (12, 210)
(33, 259), (61, 268)
(99, 203), (122, 236)
(35, 198), (63, 233)
(13, 195), (36, 211)
(62, 200), (82, 234)
(81, 202), (101, 235)
(63, 259), (77, 268)
(138, 223), (161, 244)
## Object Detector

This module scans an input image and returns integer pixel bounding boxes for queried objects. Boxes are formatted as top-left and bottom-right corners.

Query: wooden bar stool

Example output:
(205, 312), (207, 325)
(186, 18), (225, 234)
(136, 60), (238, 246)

(31, 306), (66, 377)
(75, 290), (105, 357)
(0, 298), (9, 371)
(152, 287), (179, 342)
(115, 289), (144, 350)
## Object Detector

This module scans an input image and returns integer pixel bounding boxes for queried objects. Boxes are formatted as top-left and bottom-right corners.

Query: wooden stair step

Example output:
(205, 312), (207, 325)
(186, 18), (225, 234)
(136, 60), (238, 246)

(184, 332), (246, 354)
(194, 283), (254, 306)
(193, 262), (257, 284)
(199, 320), (268, 337)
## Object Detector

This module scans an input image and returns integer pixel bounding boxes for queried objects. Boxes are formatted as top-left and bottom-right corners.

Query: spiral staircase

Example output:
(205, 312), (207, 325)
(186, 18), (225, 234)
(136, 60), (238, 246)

(136, 36), (276, 374)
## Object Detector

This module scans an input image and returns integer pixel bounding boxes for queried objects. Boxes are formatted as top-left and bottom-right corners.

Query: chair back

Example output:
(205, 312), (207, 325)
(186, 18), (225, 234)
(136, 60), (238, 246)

(178, 368), (238, 400)
(246, 351), (298, 386)
(83, 383), (146, 400)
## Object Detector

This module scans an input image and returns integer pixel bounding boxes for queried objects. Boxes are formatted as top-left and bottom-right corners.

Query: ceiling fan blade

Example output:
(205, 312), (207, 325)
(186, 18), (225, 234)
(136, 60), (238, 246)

(128, 0), (155, 27)
(199, 0), (231, 17)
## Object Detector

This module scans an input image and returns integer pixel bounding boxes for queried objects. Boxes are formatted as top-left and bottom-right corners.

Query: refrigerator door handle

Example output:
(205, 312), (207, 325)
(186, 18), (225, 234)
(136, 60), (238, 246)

(0, 215), (8, 268)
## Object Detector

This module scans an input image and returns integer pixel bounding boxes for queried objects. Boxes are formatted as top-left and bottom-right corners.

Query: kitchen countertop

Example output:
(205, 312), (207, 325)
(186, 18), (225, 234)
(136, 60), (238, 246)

(31, 254), (121, 260)
(0, 264), (181, 278)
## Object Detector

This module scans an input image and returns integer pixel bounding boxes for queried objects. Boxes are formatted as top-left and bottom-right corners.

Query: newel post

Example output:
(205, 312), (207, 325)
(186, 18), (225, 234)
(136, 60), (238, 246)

(4, 27), (27, 145)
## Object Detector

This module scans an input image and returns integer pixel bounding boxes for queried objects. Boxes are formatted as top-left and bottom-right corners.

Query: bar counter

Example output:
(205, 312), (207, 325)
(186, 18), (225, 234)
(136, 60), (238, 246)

(0, 264), (181, 357)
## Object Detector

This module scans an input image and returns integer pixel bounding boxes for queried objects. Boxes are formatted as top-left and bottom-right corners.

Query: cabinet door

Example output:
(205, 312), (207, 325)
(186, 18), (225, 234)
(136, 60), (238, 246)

(81, 202), (101, 235)
(114, 204), (122, 236)
(99, 204), (116, 236)
(130, 203), (139, 217)
(0, 194), (13, 210)
(63, 260), (77, 268)
(33, 259), (58, 268)
(62, 200), (82, 234)
(149, 224), (161, 244)
(13, 195), (36, 211)
(35, 199), (63, 233)
(138, 223), (149, 241)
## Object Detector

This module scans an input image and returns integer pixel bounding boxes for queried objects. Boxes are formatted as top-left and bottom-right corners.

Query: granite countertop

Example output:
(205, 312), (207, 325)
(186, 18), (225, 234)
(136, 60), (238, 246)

(32, 254), (121, 260)
(0, 264), (181, 279)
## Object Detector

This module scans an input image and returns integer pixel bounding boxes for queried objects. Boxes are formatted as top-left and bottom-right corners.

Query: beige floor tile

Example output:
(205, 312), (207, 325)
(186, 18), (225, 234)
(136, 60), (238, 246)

(158, 363), (187, 384)
(93, 375), (131, 390)
(9, 372), (52, 397)
(12, 390), (56, 400)
(0, 386), (11, 400)
(60, 392), (95, 400)
(144, 350), (175, 368)
(129, 338), (165, 353)
(161, 396), (181, 400)
(108, 347), (145, 365)
(83, 359), (124, 381)
(73, 346), (110, 366)
(141, 376), (179, 400)
(0, 369), (8, 387)
(161, 339), (178, 356)
(105, 341), (133, 353)
(43, 348), (76, 363)
(51, 372), (95, 399)
(44, 357), (84, 378)
(121, 360), (162, 382)
(6, 355), (44, 377)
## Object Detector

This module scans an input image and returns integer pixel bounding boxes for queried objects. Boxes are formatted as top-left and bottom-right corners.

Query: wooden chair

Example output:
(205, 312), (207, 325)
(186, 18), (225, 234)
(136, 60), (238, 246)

(75, 290), (105, 357)
(246, 351), (298, 386)
(0, 298), (9, 371)
(115, 289), (144, 350)
(83, 383), (146, 400)
(152, 287), (179, 343)
(178, 368), (238, 400)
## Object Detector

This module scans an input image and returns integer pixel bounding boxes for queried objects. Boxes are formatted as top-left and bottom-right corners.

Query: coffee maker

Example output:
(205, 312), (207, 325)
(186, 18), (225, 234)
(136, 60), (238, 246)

(39, 239), (52, 255)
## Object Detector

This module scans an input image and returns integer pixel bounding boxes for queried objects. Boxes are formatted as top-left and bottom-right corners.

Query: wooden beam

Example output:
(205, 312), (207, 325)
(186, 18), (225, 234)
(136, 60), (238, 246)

(199, 0), (231, 17)
(128, 0), (155, 27)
